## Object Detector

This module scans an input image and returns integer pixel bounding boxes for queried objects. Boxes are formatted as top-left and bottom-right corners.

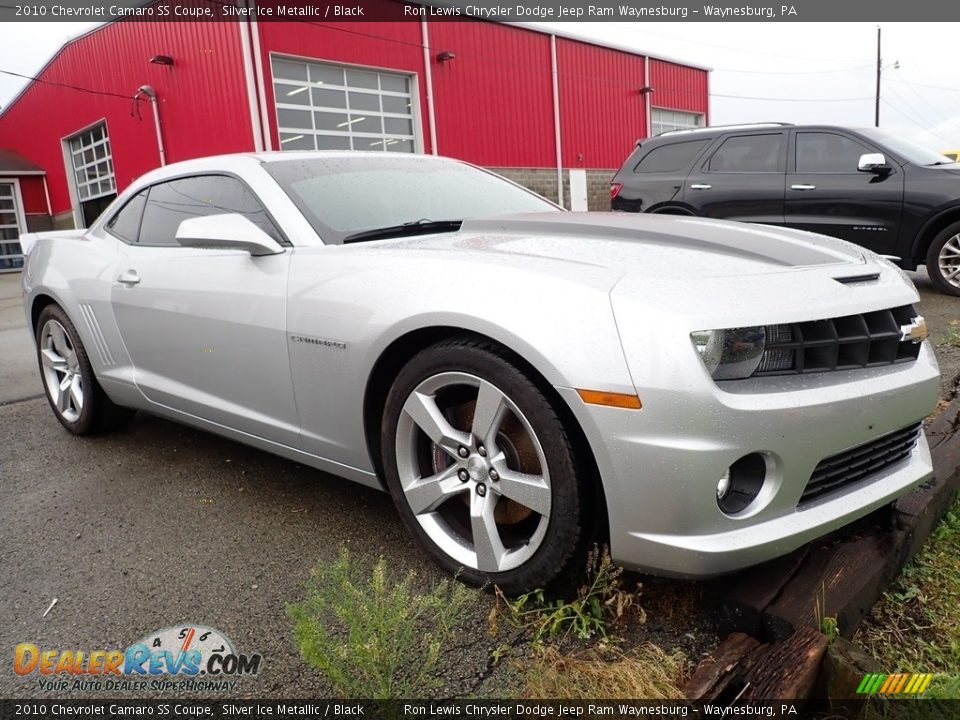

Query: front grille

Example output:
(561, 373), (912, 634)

(754, 305), (921, 376)
(799, 422), (922, 505)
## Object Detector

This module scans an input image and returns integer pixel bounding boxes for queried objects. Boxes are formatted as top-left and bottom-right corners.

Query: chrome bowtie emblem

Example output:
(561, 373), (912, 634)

(900, 316), (928, 344)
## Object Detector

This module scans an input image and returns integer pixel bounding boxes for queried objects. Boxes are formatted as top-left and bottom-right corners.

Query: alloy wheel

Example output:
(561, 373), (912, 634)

(394, 371), (552, 573)
(39, 319), (84, 423)
(938, 233), (960, 288)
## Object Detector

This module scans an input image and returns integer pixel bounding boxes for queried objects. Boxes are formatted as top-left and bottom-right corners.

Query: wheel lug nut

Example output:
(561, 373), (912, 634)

(489, 469), (499, 482)
(458, 469), (469, 482)
(458, 446), (469, 458)
(478, 445), (486, 457)
(476, 483), (486, 497)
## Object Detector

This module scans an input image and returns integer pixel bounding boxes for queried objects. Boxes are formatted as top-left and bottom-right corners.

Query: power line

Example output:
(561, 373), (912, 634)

(715, 64), (872, 76)
(887, 76), (960, 94)
(0, 68), (130, 101)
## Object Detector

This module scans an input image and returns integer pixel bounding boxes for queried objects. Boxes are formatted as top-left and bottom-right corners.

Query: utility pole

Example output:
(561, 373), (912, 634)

(875, 26), (881, 127)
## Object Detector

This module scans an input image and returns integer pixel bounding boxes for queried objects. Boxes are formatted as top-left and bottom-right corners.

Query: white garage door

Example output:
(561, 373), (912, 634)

(0, 181), (25, 273)
(272, 57), (418, 153)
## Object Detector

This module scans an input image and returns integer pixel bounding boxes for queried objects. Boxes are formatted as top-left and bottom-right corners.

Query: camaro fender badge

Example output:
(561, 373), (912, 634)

(289, 334), (347, 350)
(900, 316), (928, 344)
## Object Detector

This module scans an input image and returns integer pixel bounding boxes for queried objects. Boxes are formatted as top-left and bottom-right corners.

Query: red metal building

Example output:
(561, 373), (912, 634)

(0, 2), (709, 270)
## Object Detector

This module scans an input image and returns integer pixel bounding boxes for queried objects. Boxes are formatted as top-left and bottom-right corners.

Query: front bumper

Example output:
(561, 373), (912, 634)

(558, 341), (940, 578)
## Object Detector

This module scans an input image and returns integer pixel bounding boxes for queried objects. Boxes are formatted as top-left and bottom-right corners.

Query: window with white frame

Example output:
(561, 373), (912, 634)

(272, 57), (417, 153)
(652, 108), (704, 136)
(68, 123), (116, 202)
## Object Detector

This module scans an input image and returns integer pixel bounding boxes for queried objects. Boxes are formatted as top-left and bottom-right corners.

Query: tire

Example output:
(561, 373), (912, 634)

(925, 221), (960, 296)
(381, 338), (588, 594)
(35, 304), (135, 435)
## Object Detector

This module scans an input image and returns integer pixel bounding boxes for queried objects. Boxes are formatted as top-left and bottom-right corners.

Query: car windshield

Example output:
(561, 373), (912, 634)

(264, 155), (559, 244)
(857, 128), (958, 166)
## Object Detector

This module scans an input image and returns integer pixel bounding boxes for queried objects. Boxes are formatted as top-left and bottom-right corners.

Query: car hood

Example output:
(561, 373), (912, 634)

(397, 212), (866, 279)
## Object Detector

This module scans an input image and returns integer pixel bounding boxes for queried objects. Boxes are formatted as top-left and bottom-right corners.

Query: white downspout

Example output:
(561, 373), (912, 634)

(237, 3), (264, 152)
(42, 175), (52, 216)
(137, 86), (166, 166)
(421, 19), (439, 155)
(644, 56), (652, 138)
(550, 34), (563, 209)
(249, 1), (273, 151)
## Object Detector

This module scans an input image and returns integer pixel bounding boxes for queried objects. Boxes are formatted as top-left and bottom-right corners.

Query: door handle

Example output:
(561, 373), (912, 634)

(117, 270), (141, 286)
(689, 184), (712, 190)
(791, 184), (817, 191)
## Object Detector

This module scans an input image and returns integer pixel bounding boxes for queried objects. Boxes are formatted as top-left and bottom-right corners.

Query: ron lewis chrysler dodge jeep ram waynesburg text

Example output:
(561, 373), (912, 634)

(20, 152), (939, 591)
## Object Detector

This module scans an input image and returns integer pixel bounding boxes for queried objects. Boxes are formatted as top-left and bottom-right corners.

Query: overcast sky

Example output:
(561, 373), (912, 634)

(1, 21), (958, 149)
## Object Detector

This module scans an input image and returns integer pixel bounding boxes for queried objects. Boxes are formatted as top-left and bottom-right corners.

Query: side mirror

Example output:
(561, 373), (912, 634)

(175, 214), (283, 256)
(858, 153), (890, 174)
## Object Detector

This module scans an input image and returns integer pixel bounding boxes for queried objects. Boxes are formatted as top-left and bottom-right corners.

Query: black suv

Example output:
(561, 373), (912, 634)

(611, 123), (960, 295)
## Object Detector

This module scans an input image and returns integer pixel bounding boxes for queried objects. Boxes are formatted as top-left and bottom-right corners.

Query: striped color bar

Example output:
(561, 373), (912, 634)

(856, 673), (934, 695)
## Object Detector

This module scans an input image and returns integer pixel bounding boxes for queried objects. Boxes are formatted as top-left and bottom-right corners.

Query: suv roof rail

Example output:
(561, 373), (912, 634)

(657, 122), (794, 137)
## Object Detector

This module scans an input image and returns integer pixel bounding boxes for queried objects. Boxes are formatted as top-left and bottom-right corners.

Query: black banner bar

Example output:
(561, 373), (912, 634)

(1, 0), (960, 23)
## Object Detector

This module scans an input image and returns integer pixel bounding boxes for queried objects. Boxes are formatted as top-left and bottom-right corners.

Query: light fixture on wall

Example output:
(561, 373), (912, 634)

(436, 51), (456, 62)
(639, 86), (655, 95)
(150, 55), (175, 67)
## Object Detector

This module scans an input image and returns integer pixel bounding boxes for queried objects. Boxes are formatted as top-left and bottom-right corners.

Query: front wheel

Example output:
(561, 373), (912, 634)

(380, 339), (588, 593)
(925, 222), (960, 296)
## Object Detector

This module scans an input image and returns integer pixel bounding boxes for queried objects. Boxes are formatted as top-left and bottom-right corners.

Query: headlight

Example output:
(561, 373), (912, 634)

(691, 327), (767, 380)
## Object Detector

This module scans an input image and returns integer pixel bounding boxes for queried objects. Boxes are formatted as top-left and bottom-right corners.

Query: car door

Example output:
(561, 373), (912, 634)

(785, 130), (904, 254)
(109, 173), (300, 446)
(684, 131), (786, 225)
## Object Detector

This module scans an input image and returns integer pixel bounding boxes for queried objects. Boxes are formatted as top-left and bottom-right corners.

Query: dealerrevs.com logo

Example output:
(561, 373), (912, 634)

(14, 625), (262, 693)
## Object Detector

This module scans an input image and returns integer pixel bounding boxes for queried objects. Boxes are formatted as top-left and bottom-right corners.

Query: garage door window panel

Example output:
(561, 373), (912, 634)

(272, 56), (417, 153)
(652, 108), (704, 136)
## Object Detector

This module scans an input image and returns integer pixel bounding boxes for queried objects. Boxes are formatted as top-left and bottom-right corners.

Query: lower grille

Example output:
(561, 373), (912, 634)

(799, 422), (923, 505)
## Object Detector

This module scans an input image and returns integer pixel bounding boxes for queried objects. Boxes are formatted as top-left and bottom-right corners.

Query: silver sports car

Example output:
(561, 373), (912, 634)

(21, 152), (939, 591)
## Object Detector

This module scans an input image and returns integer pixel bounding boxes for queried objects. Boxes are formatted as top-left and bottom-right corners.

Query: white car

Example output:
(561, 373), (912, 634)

(21, 152), (940, 591)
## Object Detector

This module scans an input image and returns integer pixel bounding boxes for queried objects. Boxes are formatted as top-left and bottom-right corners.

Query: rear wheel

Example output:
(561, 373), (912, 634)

(925, 221), (960, 296)
(36, 304), (134, 435)
(381, 339), (588, 593)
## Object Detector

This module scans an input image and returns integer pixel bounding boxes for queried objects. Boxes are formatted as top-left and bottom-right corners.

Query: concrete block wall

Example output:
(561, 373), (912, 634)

(489, 167), (616, 211)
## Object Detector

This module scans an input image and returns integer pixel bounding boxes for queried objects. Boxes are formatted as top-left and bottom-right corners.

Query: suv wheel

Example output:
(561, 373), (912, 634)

(926, 221), (960, 296)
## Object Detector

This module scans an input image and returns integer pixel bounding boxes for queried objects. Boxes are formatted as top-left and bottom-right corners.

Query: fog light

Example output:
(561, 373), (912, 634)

(716, 470), (731, 500)
(717, 453), (767, 515)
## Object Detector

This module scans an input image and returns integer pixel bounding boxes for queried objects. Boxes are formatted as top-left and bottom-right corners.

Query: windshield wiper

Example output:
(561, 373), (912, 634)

(342, 219), (463, 244)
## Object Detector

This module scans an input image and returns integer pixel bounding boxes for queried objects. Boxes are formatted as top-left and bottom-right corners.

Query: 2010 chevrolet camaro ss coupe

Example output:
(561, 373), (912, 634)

(21, 152), (939, 591)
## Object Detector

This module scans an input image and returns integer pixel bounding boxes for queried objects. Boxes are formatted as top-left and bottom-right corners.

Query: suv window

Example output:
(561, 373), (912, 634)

(105, 189), (148, 243)
(707, 133), (783, 173)
(138, 175), (284, 247)
(796, 132), (872, 173)
(634, 139), (709, 173)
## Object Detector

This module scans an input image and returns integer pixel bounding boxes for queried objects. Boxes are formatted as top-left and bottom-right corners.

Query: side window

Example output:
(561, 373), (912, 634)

(796, 132), (872, 173)
(138, 175), (285, 247)
(633, 140), (710, 173)
(105, 189), (148, 243)
(707, 133), (783, 173)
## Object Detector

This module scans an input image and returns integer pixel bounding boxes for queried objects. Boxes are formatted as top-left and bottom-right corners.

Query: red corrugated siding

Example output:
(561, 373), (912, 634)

(556, 37), (647, 169)
(256, 15), (429, 152)
(0, 20), (252, 215)
(427, 22), (554, 167)
(650, 59), (709, 115)
(18, 177), (47, 215)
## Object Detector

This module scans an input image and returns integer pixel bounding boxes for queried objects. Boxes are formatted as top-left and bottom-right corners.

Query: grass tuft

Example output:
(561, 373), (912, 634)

(289, 549), (474, 698)
(859, 501), (960, 683)
(519, 644), (686, 700)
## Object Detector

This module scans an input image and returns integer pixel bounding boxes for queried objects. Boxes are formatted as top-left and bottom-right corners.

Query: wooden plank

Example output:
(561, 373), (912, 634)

(740, 626), (828, 700)
(819, 636), (882, 701)
(763, 528), (909, 640)
(925, 394), (960, 451)
(714, 547), (809, 639)
(682, 632), (761, 700)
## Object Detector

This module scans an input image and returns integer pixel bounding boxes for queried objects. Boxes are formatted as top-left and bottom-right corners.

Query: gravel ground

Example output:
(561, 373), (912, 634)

(0, 270), (956, 700)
